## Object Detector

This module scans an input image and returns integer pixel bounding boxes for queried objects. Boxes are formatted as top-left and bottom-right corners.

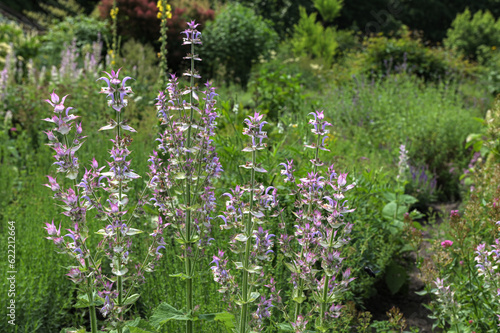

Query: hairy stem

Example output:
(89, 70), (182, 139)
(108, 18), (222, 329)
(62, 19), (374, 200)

(64, 133), (98, 333)
(239, 149), (257, 333)
(184, 40), (195, 333)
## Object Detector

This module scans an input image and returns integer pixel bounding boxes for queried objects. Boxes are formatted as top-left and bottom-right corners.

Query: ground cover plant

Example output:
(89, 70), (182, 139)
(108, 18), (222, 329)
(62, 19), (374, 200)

(1, 1), (499, 332)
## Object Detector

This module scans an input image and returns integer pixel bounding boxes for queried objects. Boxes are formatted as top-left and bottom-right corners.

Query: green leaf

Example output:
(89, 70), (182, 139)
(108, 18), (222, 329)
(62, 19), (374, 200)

(74, 293), (103, 308)
(150, 303), (193, 328)
(385, 262), (408, 295)
(248, 291), (260, 303)
(382, 202), (407, 222)
(234, 233), (248, 242)
(123, 318), (158, 333)
(415, 290), (428, 296)
(284, 262), (299, 273)
(399, 194), (418, 205)
(73, 295), (90, 309)
(198, 312), (235, 330)
(112, 267), (129, 276)
(124, 294), (141, 306)
(169, 272), (191, 280)
(399, 243), (415, 253)
(126, 228), (143, 236)
(277, 322), (294, 331)
(174, 172), (186, 180)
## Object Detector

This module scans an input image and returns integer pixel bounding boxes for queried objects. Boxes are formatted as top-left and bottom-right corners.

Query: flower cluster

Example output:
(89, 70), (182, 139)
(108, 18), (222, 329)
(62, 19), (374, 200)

(212, 111), (279, 332)
(278, 111), (355, 331)
(397, 144), (409, 180)
(42, 67), (169, 332)
(157, 0), (172, 19)
(148, 20), (222, 332)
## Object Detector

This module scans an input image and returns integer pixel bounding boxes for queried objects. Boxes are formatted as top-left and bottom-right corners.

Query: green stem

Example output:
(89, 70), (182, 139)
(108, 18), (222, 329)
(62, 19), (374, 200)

(320, 226), (336, 327)
(239, 149), (257, 333)
(64, 134), (98, 333)
(293, 133), (321, 323)
(184, 40), (195, 333)
(86, 257), (98, 333)
(116, 109), (124, 333)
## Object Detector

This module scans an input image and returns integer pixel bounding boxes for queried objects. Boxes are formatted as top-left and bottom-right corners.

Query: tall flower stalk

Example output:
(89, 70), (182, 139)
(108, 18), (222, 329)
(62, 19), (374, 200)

(157, 0), (172, 87)
(149, 20), (222, 333)
(43, 70), (169, 332)
(43, 91), (99, 332)
(278, 111), (355, 332)
(211, 112), (280, 332)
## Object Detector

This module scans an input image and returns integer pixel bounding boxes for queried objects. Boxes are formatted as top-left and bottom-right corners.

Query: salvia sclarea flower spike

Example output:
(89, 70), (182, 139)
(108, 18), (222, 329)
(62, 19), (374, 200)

(212, 111), (281, 333)
(91, 69), (168, 328)
(43, 91), (100, 332)
(149, 19), (223, 333)
(43, 70), (168, 333)
(278, 110), (355, 332)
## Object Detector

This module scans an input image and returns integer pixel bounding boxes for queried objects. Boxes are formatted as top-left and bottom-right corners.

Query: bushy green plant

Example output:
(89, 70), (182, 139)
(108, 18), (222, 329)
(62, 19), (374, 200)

(322, 73), (483, 202)
(200, 3), (278, 86)
(291, 7), (338, 68)
(348, 27), (473, 82)
(312, 0), (343, 23)
(248, 64), (305, 122)
(444, 8), (500, 62)
(38, 15), (109, 67)
(0, 19), (40, 66)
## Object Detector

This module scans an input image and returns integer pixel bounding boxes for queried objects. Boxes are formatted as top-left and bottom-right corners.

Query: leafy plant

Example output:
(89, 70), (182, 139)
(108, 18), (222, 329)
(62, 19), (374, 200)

(200, 3), (278, 86)
(291, 7), (338, 67)
(444, 8), (500, 62)
(312, 0), (343, 23)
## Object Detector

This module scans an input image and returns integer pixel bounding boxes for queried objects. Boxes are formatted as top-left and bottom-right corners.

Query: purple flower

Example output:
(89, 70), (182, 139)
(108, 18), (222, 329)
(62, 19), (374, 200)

(44, 220), (61, 236)
(45, 90), (68, 113)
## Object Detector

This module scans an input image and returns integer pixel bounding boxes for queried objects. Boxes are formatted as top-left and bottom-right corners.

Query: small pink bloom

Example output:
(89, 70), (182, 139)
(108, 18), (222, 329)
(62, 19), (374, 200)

(441, 240), (453, 248)
(10, 127), (16, 132)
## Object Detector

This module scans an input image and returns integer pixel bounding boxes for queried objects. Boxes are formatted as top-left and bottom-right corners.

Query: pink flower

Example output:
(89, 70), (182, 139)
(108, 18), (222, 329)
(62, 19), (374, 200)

(441, 240), (453, 248)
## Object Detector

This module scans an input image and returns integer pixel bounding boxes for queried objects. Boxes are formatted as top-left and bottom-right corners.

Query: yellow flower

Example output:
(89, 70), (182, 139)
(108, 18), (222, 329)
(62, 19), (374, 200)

(493, 46), (497, 51)
(110, 7), (119, 20)
(157, 12), (162, 19)
(167, 11), (172, 19)
(166, 4), (171, 11)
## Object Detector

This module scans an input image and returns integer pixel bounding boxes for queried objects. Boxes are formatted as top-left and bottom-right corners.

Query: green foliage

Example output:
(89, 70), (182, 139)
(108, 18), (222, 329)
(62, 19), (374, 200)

(347, 27), (473, 82)
(230, 0), (313, 38)
(312, 0), (343, 23)
(291, 7), (338, 68)
(444, 8), (500, 62)
(248, 64), (305, 122)
(200, 3), (278, 86)
(322, 73), (483, 202)
(0, 18), (40, 65)
(116, 39), (159, 87)
(38, 15), (109, 67)
(24, 0), (84, 28)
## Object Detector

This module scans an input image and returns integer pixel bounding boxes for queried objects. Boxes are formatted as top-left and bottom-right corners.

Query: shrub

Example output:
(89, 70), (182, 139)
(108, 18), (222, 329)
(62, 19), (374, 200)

(347, 27), (473, 82)
(0, 19), (40, 66)
(444, 8), (500, 62)
(248, 64), (305, 122)
(38, 15), (109, 67)
(291, 7), (338, 67)
(200, 3), (278, 86)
